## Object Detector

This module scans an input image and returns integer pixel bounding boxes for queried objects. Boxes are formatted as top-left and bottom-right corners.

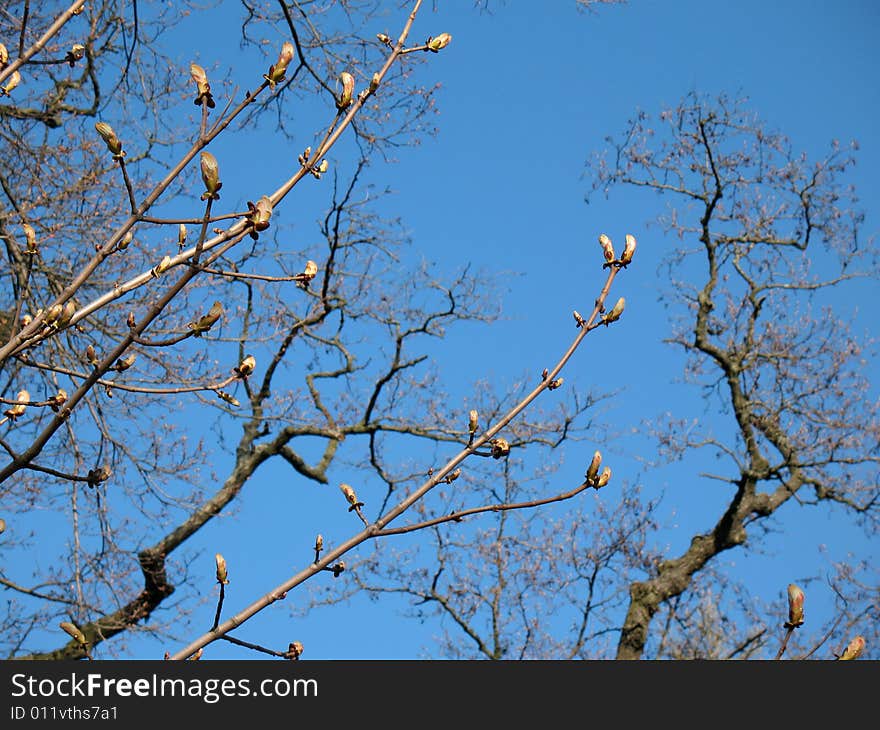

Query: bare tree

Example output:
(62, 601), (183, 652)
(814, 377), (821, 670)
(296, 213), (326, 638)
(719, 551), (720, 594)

(0, 0), (634, 660)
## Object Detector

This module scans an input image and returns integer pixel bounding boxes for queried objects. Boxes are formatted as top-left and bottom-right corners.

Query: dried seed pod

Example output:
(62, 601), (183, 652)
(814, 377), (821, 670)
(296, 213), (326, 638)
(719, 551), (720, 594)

(598, 233), (615, 263)
(215, 553), (229, 584)
(94, 122), (122, 156)
(468, 409), (479, 434)
(838, 636), (865, 660)
(490, 437), (510, 459)
(786, 584), (805, 627)
(199, 151), (222, 200)
(595, 465), (612, 489)
(337, 71), (355, 109)
(59, 621), (87, 646)
(427, 33), (452, 52)
(604, 297), (625, 323)
(586, 450), (602, 484)
(620, 234), (637, 265)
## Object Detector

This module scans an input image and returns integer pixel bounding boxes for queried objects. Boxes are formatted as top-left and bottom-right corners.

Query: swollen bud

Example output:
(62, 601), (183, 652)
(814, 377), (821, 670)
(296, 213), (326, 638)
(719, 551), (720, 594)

(340, 483), (361, 508)
(199, 151), (222, 200)
(586, 450), (602, 483)
(301, 260), (318, 281)
(235, 355), (256, 378)
(1, 70), (21, 96)
(287, 641), (304, 660)
(94, 122), (123, 156)
(598, 233), (615, 263)
(786, 583), (805, 627)
(189, 301), (223, 336)
(490, 437), (510, 459)
(215, 553), (229, 584)
(3, 390), (29, 420)
(246, 196), (273, 238)
(595, 466), (612, 489)
(604, 297), (625, 324)
(59, 622), (88, 646)
(838, 636), (865, 660)
(369, 73), (380, 93)
(337, 71), (355, 110)
(427, 33), (452, 52)
(620, 234), (637, 265)
(22, 224), (37, 254)
(468, 409), (479, 434)
(178, 224), (187, 249)
(266, 41), (295, 88)
(190, 63), (215, 108)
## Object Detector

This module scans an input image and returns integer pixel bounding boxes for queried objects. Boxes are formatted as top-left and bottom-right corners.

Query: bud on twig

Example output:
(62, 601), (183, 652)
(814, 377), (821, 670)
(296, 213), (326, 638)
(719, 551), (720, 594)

(85, 344), (98, 366)
(427, 33), (452, 52)
(49, 389), (68, 412)
(620, 234), (637, 265)
(190, 63), (215, 108)
(340, 483), (363, 510)
(594, 465), (612, 489)
(598, 233), (615, 263)
(301, 260), (318, 281)
(586, 450), (602, 484)
(286, 641), (304, 660)
(94, 122), (123, 157)
(1, 70), (21, 96)
(153, 255), (173, 277)
(315, 534), (323, 553)
(490, 437), (510, 459)
(235, 354), (256, 378)
(189, 301), (223, 336)
(115, 353), (136, 372)
(376, 33), (391, 45)
(266, 41), (295, 89)
(245, 196), (273, 239)
(468, 409), (479, 434)
(3, 390), (29, 420)
(199, 151), (222, 200)
(0, 517), (5, 534)
(369, 72), (380, 93)
(604, 297), (625, 324)
(838, 635), (865, 660)
(216, 390), (240, 407)
(87, 465), (112, 487)
(0, 43), (8, 68)
(22, 224), (37, 254)
(786, 584), (805, 628)
(337, 71), (355, 110)
(60, 621), (88, 646)
(547, 378), (564, 390)
(215, 553), (229, 584)
(66, 43), (85, 66)
(573, 310), (585, 328)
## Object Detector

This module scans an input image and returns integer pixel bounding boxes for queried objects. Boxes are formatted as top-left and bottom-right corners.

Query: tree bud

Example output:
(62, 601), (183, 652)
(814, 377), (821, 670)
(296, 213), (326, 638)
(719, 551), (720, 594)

(215, 553), (229, 584)
(302, 260), (318, 280)
(287, 641), (304, 660)
(604, 297), (625, 323)
(427, 33), (452, 52)
(50, 389), (68, 412)
(266, 41), (295, 88)
(598, 233), (615, 263)
(839, 635), (865, 660)
(216, 390), (240, 407)
(115, 353), (136, 372)
(369, 73), (380, 92)
(246, 196), (273, 238)
(190, 301), (223, 336)
(59, 622), (87, 646)
(154, 255), (173, 276)
(620, 233), (637, 264)
(586, 450), (602, 483)
(0, 517), (5, 534)
(337, 71), (355, 109)
(595, 465), (612, 489)
(4, 390), (29, 419)
(94, 122), (122, 156)
(199, 151), (222, 200)
(22, 224), (37, 253)
(1, 70), (21, 96)
(468, 409), (479, 434)
(190, 63), (215, 107)
(340, 482), (359, 506)
(315, 534), (323, 552)
(0, 43), (8, 66)
(490, 437), (510, 459)
(786, 584), (805, 627)
(87, 465), (112, 485)
(85, 344), (98, 365)
(376, 33), (391, 45)
(236, 354), (256, 377)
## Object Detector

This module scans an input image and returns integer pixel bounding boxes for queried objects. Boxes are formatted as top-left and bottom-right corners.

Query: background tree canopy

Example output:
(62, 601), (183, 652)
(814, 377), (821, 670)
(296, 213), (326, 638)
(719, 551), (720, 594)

(0, 0), (876, 660)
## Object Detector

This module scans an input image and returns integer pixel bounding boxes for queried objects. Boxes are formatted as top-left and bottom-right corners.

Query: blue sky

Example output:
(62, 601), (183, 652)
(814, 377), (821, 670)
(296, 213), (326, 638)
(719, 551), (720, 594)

(26, 1), (877, 659)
